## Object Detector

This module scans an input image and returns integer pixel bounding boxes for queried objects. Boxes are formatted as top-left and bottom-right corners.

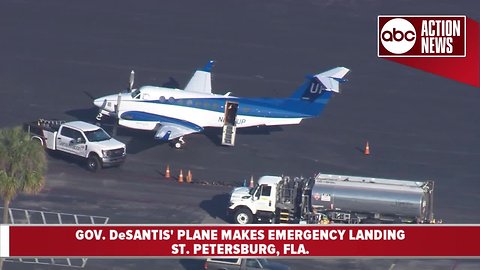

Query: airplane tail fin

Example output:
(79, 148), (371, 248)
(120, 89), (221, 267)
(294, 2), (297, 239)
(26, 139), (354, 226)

(184, 60), (214, 94)
(291, 67), (350, 101)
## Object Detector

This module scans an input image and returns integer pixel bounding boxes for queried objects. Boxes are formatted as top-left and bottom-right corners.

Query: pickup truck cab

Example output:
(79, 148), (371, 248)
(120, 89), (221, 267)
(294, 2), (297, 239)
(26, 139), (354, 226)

(204, 258), (290, 270)
(25, 119), (126, 171)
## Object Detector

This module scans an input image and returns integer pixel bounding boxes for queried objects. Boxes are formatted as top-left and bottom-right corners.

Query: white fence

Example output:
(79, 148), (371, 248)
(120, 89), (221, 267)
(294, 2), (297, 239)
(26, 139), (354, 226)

(2, 207), (109, 268)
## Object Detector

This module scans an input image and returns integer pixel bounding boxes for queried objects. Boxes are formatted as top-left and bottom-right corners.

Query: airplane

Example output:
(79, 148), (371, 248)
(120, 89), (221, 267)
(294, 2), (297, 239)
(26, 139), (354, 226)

(93, 61), (349, 149)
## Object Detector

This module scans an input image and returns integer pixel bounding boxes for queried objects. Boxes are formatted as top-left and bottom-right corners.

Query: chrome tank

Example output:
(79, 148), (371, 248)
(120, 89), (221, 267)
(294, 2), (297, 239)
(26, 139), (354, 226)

(311, 174), (434, 219)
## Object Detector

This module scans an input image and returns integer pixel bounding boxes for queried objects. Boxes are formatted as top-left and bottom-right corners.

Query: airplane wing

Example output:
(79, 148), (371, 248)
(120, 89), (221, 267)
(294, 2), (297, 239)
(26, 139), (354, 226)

(184, 60), (214, 94)
(119, 111), (204, 141)
(154, 122), (203, 141)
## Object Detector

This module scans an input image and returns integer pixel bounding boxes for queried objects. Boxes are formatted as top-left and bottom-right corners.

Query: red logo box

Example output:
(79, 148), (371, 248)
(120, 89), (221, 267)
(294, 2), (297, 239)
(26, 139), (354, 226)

(378, 15), (466, 57)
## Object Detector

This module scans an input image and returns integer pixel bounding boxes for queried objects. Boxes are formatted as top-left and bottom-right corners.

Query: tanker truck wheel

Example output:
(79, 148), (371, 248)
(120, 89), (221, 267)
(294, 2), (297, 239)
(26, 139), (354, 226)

(234, 208), (253, 224)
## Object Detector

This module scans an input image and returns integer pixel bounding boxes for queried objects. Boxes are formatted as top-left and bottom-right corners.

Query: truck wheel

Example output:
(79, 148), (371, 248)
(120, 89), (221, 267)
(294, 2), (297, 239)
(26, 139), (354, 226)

(31, 137), (44, 146)
(87, 155), (101, 172)
(234, 208), (253, 224)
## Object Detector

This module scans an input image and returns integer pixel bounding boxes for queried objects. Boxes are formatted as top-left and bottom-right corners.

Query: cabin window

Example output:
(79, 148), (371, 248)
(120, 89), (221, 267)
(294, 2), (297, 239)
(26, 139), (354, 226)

(60, 127), (75, 138)
(261, 185), (271, 196)
(159, 96), (166, 102)
(70, 130), (83, 141)
(168, 97), (175, 103)
(186, 100), (193, 106)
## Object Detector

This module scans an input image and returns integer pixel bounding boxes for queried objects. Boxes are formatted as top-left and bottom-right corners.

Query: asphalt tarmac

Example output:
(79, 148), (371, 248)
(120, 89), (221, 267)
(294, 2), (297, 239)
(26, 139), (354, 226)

(1, 0), (480, 269)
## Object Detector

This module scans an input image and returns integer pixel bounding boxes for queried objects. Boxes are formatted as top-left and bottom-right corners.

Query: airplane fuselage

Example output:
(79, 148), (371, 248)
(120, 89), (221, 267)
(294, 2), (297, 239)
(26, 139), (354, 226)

(93, 65), (349, 145)
(95, 85), (323, 132)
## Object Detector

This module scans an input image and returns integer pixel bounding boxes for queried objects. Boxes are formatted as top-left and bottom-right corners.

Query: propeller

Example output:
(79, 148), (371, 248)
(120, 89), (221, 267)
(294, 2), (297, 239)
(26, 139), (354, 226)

(113, 92), (122, 136)
(128, 70), (135, 92)
(95, 99), (108, 121)
(113, 70), (133, 134)
(99, 70), (133, 134)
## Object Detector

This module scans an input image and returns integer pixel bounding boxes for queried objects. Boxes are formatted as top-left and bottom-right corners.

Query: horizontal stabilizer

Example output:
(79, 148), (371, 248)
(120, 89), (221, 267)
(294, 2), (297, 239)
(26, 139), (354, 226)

(291, 67), (350, 101)
(315, 67), (350, 93)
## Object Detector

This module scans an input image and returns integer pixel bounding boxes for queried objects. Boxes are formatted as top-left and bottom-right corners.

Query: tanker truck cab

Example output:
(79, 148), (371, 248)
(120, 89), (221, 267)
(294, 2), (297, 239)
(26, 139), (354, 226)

(229, 176), (281, 224)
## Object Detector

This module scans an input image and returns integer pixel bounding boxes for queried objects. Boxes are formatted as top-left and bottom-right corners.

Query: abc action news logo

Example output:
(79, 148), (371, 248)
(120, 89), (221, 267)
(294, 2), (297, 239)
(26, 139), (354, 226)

(378, 15), (466, 57)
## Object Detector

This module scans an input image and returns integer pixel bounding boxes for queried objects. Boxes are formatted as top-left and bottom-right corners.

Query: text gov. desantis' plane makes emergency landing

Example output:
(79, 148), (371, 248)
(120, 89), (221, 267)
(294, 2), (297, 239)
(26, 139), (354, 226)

(93, 61), (349, 149)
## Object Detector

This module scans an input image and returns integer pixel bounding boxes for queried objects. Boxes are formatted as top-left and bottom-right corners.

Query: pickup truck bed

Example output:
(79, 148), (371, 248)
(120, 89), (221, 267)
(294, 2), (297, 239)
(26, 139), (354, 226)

(24, 119), (65, 136)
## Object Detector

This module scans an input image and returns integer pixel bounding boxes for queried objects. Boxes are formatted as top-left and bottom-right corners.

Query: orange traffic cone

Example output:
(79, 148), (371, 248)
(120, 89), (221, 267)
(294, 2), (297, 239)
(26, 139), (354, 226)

(186, 170), (192, 183)
(249, 176), (254, 188)
(165, 165), (171, 179)
(364, 142), (370, 155)
(178, 169), (184, 183)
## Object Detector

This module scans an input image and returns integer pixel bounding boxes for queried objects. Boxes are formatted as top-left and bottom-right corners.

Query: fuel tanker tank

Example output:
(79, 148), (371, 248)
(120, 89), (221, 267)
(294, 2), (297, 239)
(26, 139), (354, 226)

(311, 174), (434, 221)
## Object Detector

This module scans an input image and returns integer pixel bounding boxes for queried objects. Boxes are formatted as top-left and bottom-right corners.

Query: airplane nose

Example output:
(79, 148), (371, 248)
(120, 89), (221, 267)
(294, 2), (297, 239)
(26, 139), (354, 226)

(94, 97), (105, 108)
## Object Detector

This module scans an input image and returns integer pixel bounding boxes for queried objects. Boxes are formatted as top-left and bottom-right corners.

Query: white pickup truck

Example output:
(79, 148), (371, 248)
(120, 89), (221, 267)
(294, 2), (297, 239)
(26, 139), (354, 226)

(25, 119), (126, 171)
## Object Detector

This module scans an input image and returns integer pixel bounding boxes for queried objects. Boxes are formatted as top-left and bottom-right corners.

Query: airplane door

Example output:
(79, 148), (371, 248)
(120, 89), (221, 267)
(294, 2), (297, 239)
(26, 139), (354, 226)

(222, 101), (238, 146)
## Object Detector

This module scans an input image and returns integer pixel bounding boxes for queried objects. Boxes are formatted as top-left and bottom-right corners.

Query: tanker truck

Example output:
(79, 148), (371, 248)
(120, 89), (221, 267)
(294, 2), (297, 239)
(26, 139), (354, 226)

(228, 173), (437, 224)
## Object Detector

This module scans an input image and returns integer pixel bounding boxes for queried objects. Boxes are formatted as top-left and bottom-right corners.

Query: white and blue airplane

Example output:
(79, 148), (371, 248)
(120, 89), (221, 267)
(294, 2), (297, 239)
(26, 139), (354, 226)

(93, 61), (349, 148)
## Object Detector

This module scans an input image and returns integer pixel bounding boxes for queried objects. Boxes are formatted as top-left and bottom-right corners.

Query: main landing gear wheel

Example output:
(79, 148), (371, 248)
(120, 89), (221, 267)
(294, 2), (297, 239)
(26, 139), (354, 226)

(171, 137), (185, 149)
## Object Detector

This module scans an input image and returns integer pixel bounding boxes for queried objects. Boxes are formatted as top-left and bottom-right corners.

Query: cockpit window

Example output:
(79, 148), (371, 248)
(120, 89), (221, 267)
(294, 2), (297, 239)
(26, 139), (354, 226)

(131, 89), (141, 99)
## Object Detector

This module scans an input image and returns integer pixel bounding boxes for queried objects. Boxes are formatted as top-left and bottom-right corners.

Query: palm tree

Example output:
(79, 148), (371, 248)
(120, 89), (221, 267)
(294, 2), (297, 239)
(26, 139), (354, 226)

(0, 126), (47, 223)
(0, 126), (46, 270)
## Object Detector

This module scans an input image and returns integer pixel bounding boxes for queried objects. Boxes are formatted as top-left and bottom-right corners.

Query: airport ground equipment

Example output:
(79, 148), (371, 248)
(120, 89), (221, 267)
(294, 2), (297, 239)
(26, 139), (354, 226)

(204, 258), (290, 270)
(24, 119), (126, 171)
(228, 173), (437, 224)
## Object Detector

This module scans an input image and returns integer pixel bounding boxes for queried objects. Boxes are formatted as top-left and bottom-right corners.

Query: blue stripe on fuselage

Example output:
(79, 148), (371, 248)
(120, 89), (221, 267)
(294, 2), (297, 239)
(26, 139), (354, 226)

(120, 111), (203, 131)
(136, 91), (333, 118)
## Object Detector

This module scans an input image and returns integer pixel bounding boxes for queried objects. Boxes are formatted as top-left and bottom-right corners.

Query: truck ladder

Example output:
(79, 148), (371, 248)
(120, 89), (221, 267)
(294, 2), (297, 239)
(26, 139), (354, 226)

(279, 210), (290, 224)
(278, 209), (297, 224)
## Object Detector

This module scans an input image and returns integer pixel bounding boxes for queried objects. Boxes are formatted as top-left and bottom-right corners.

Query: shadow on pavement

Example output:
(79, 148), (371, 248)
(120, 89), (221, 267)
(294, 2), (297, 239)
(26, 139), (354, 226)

(203, 126), (283, 146)
(199, 193), (231, 223)
(65, 107), (99, 122)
